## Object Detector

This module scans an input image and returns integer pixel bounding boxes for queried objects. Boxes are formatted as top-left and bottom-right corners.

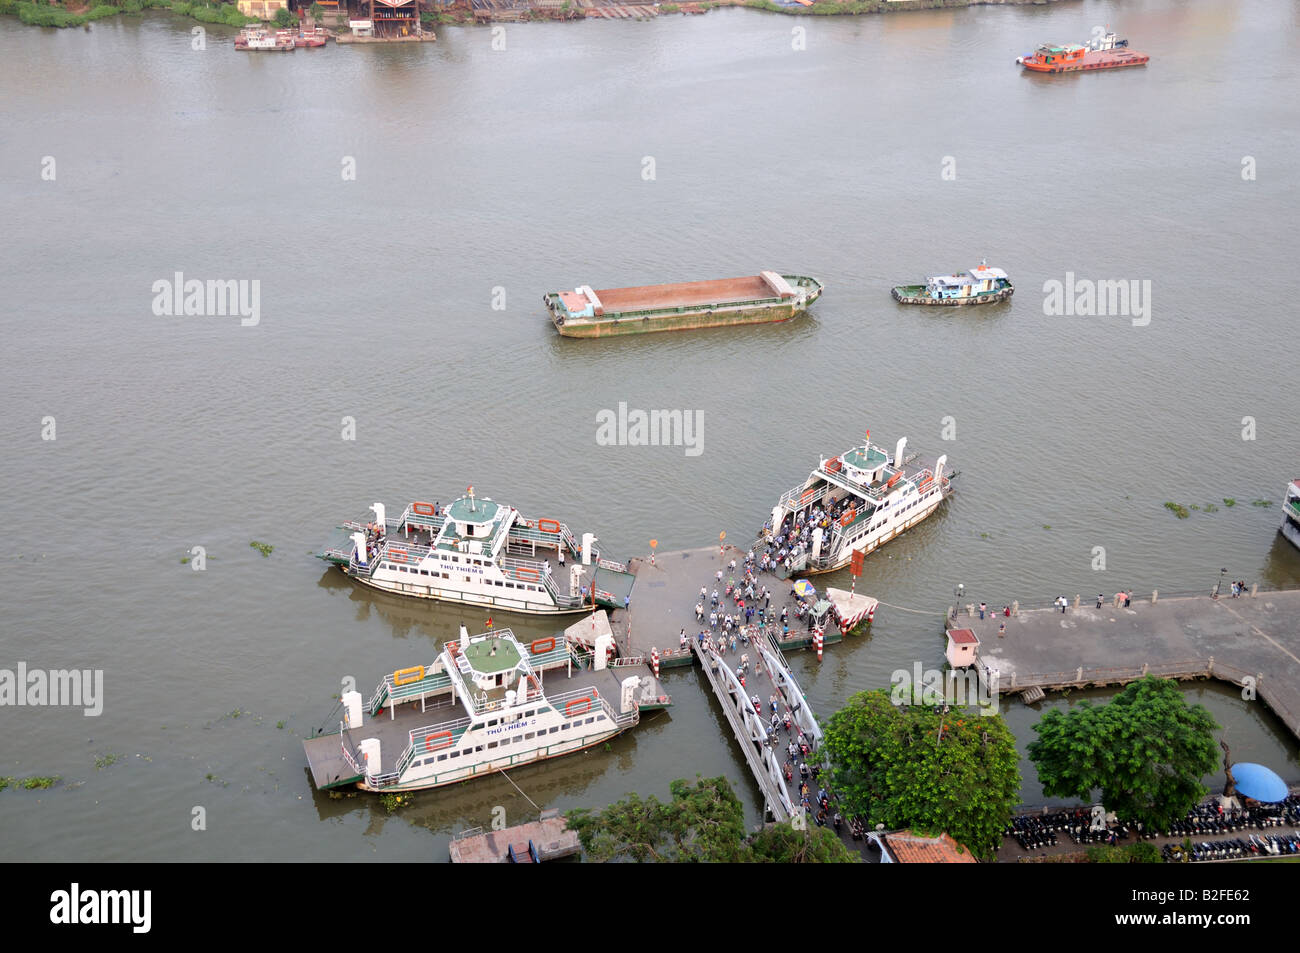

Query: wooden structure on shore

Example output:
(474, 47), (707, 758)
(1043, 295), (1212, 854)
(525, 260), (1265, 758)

(449, 809), (579, 863)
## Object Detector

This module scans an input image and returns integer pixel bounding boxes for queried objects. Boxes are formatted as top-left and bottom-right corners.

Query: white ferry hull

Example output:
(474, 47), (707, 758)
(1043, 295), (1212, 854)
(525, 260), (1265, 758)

(1283, 518), (1300, 551)
(359, 724), (630, 793)
(346, 569), (593, 616)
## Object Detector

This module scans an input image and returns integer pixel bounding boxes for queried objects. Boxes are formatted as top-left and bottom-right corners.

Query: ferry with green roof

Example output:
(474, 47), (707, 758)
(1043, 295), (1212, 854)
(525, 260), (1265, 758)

(316, 488), (636, 616)
(768, 431), (954, 576)
(545, 271), (822, 337)
(304, 626), (653, 794)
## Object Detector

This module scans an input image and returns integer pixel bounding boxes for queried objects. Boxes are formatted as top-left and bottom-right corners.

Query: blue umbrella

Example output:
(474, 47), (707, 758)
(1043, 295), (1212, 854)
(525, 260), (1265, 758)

(1231, 763), (1288, 803)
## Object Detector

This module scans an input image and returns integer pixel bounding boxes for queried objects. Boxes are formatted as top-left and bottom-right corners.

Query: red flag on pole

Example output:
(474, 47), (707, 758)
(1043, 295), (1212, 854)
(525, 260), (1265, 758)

(485, 616), (493, 629)
(850, 549), (864, 577)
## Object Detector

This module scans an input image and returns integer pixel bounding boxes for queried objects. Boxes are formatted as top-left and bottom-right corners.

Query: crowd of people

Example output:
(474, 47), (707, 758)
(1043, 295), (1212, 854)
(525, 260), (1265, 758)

(683, 546), (857, 834)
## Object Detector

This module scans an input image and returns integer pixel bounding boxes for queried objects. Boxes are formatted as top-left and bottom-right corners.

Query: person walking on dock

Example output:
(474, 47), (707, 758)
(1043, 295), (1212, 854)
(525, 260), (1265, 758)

(558, 548), (564, 567)
(1096, 593), (1104, 609)
(1057, 595), (1067, 614)
(695, 602), (704, 622)
(979, 602), (987, 620)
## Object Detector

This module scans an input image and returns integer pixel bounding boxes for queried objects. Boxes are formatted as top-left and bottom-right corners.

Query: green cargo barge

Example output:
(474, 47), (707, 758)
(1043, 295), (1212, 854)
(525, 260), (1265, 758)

(545, 271), (823, 337)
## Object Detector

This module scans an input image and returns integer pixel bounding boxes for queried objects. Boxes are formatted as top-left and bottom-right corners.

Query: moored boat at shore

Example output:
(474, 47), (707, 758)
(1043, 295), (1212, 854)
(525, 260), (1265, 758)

(766, 431), (954, 576)
(316, 489), (636, 616)
(303, 627), (647, 793)
(235, 27), (295, 50)
(892, 263), (1012, 306)
(1017, 32), (1149, 72)
(1282, 480), (1300, 550)
(544, 271), (822, 337)
(295, 26), (329, 47)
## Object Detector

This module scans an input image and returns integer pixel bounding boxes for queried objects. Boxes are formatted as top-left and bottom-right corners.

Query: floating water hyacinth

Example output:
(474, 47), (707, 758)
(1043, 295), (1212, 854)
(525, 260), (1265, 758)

(249, 541), (274, 557)
(1163, 502), (1190, 519)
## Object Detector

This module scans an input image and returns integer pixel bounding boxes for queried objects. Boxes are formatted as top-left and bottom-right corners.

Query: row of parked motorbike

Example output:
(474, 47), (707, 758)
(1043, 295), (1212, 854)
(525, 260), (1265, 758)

(1004, 795), (1300, 853)
(1163, 833), (1300, 862)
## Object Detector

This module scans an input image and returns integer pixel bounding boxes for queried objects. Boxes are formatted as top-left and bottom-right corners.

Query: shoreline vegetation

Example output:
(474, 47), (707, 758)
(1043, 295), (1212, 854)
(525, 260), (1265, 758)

(2, 0), (1070, 32)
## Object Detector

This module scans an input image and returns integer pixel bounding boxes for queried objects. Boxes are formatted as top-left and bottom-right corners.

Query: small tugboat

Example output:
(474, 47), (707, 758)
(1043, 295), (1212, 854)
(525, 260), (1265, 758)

(766, 431), (953, 576)
(235, 26), (295, 50)
(1017, 32), (1149, 72)
(316, 488), (636, 616)
(1282, 479), (1300, 550)
(892, 262), (1012, 306)
(303, 627), (653, 793)
(544, 271), (822, 337)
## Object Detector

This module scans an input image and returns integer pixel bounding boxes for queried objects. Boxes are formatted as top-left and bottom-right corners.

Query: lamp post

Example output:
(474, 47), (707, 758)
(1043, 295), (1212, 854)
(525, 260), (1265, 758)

(952, 583), (964, 621)
(1213, 567), (1227, 600)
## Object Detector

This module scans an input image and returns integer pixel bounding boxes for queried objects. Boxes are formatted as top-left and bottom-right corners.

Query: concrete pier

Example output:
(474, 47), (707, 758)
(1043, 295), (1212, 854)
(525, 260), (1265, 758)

(958, 590), (1300, 739)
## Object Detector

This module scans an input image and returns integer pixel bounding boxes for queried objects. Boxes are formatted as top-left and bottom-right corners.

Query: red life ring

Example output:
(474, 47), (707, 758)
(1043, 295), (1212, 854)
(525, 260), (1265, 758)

(424, 731), (453, 751)
(515, 567), (540, 582)
(530, 637), (556, 655)
(389, 548), (408, 563)
(538, 519), (561, 534)
(565, 696), (593, 717)
(410, 502), (436, 517)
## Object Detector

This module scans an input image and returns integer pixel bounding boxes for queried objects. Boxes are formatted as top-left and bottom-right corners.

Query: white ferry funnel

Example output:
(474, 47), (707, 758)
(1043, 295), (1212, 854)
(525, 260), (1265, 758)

(359, 738), (381, 776)
(771, 505), (783, 532)
(351, 532), (368, 566)
(370, 502), (386, 528)
(620, 676), (639, 714)
(811, 526), (824, 562)
(935, 454), (948, 481)
(894, 437), (907, 467)
(342, 690), (363, 729)
(581, 532), (596, 566)
(459, 624), (470, 642)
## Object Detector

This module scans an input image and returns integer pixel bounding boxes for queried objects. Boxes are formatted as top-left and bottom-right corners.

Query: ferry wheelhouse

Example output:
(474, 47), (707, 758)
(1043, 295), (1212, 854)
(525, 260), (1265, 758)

(1283, 480), (1300, 550)
(892, 263), (1012, 306)
(768, 434), (953, 575)
(317, 490), (635, 616)
(303, 628), (643, 793)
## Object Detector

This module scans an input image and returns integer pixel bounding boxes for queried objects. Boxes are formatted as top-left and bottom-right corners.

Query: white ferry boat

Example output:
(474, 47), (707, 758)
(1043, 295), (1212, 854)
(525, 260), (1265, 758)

(767, 432), (953, 575)
(303, 627), (646, 793)
(317, 489), (635, 616)
(1282, 479), (1300, 550)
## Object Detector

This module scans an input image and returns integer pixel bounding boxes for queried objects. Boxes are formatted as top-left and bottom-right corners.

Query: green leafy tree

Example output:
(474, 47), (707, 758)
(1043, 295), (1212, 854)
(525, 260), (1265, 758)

(1027, 676), (1219, 832)
(309, 0), (321, 15)
(272, 4), (293, 25)
(820, 689), (1020, 857)
(567, 776), (751, 862)
(567, 775), (857, 863)
(749, 822), (856, 863)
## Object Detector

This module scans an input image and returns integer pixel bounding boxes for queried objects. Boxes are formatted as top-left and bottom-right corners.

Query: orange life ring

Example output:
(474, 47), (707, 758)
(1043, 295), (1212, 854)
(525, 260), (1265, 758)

(565, 696), (593, 717)
(515, 567), (540, 582)
(538, 519), (561, 534)
(424, 731), (453, 751)
(410, 502), (436, 517)
(389, 548), (408, 563)
(840, 511), (853, 527)
(530, 637), (556, 655)
(393, 665), (425, 686)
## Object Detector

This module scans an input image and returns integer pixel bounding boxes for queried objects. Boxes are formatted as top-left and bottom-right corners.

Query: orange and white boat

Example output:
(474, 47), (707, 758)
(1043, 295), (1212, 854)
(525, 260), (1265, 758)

(1017, 32), (1148, 73)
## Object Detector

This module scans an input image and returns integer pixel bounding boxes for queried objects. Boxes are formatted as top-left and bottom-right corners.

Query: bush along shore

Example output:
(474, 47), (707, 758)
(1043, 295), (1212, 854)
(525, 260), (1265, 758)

(2, 0), (1074, 30)
(0, 0), (259, 29)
